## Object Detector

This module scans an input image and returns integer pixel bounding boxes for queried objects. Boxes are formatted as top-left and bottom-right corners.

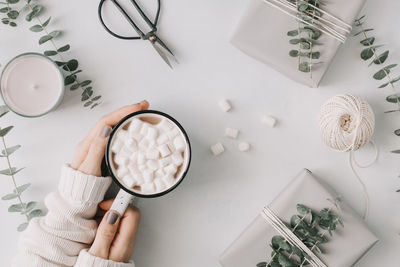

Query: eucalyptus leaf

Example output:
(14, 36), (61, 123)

(297, 204), (311, 215)
(14, 183), (31, 195)
(0, 126), (13, 137)
(287, 30), (299, 37)
(28, 209), (42, 219)
(0, 105), (9, 117)
(360, 45), (383, 60)
(373, 64), (397, 80)
(1, 193), (18, 200)
(39, 35), (52, 45)
(0, 167), (24, 176)
(354, 28), (373, 36)
(70, 83), (81, 91)
(81, 87), (93, 101)
(360, 37), (375, 46)
(26, 5), (43, 22)
(299, 62), (310, 72)
(29, 24), (43, 32)
(42, 16), (51, 27)
(7, 10), (19, 19)
(91, 95), (101, 101)
(369, 50), (389, 66)
(8, 0), (20, 4)
(57, 44), (70, 52)
(0, 7), (10, 13)
(21, 201), (37, 214)
(90, 103), (99, 109)
(379, 76), (400, 88)
(80, 80), (91, 87)
(17, 222), (28, 232)
(84, 101), (93, 107)
(394, 129), (400, 136)
(277, 253), (292, 267)
(9, 21), (17, 27)
(49, 30), (61, 38)
(64, 75), (77, 86)
(8, 203), (24, 212)
(63, 59), (78, 71)
(256, 262), (267, 267)
(391, 150), (400, 154)
(1, 144), (21, 157)
(386, 94), (400, 104)
(44, 50), (57, 56)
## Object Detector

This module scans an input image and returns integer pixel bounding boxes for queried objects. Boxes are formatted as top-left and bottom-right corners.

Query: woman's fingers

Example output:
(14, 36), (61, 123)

(71, 101), (149, 170)
(78, 125), (112, 176)
(88, 210), (121, 260)
(108, 205), (141, 263)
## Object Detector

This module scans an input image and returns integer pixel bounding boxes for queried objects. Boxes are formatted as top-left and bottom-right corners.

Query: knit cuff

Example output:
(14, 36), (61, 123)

(58, 164), (112, 204)
(75, 250), (135, 267)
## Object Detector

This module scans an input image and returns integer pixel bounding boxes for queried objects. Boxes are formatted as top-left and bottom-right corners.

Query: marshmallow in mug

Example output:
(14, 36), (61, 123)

(111, 117), (187, 194)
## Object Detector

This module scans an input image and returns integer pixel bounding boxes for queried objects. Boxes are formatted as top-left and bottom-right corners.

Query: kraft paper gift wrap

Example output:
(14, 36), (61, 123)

(219, 169), (378, 267)
(231, 0), (366, 87)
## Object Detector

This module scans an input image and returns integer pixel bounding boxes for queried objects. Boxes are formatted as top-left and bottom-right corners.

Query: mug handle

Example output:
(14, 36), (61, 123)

(110, 189), (135, 216)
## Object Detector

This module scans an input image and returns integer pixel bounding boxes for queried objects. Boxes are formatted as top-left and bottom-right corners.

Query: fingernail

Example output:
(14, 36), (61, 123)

(100, 126), (111, 138)
(106, 211), (119, 225)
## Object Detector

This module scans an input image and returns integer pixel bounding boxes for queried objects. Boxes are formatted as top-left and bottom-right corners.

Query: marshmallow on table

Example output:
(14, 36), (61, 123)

(173, 136), (186, 151)
(171, 151), (184, 165)
(122, 175), (136, 188)
(154, 178), (166, 192)
(238, 142), (251, 152)
(162, 174), (175, 188)
(211, 142), (225, 156)
(146, 148), (160, 160)
(146, 159), (159, 171)
(141, 183), (156, 194)
(261, 115), (277, 127)
(158, 144), (171, 157)
(142, 169), (154, 183)
(225, 127), (239, 139)
(146, 127), (158, 141)
(218, 99), (232, 112)
(128, 118), (143, 133)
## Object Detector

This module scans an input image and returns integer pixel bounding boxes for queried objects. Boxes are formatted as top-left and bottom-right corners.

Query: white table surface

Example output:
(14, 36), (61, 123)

(1, 0), (400, 266)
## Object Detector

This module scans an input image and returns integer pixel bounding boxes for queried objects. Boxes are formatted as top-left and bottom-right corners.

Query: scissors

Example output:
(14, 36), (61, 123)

(98, 0), (178, 68)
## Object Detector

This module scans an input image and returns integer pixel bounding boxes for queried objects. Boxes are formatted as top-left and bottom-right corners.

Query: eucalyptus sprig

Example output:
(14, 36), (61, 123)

(0, 0), (101, 109)
(257, 199), (343, 267)
(354, 16), (400, 191)
(0, 105), (43, 232)
(287, 0), (323, 78)
(0, 0), (20, 27)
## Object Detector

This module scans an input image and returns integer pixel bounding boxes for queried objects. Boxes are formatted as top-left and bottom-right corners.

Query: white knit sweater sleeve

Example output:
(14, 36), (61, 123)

(12, 164), (135, 267)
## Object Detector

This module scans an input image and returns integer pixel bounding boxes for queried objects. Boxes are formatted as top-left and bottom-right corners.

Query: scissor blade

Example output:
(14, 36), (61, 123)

(155, 37), (179, 63)
(150, 41), (173, 69)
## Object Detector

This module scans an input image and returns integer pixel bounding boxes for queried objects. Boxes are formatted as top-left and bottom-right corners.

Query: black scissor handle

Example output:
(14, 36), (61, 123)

(98, 0), (161, 40)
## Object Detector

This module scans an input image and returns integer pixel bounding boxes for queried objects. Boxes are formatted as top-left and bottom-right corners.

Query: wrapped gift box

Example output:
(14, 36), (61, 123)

(219, 169), (378, 267)
(231, 0), (366, 87)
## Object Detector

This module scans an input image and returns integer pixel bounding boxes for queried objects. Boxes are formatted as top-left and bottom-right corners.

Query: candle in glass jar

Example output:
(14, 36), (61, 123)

(0, 53), (64, 117)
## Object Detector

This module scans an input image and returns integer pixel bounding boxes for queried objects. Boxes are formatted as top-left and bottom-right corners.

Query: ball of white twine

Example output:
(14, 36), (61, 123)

(318, 94), (377, 220)
(319, 94), (375, 152)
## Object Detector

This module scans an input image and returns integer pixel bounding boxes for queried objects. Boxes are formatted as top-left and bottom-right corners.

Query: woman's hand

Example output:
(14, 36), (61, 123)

(89, 199), (141, 262)
(70, 101), (148, 262)
(71, 101), (149, 176)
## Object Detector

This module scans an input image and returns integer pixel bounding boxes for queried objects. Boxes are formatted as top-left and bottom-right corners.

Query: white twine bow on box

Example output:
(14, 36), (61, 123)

(319, 94), (378, 220)
(261, 206), (327, 267)
(263, 0), (352, 43)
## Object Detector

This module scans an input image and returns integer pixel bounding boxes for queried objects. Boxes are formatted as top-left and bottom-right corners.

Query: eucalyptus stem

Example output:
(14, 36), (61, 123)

(24, 2), (82, 93)
(1, 137), (29, 222)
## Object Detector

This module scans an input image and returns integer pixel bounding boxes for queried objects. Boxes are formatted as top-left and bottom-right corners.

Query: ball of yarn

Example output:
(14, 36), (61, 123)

(319, 94), (375, 152)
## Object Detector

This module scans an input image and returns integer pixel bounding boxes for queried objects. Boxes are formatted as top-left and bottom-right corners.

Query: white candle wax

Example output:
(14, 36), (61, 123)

(0, 53), (64, 117)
